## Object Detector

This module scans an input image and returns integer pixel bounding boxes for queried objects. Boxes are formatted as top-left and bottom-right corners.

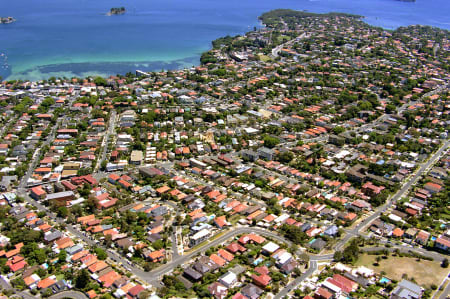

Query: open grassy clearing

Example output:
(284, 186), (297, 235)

(355, 253), (448, 287)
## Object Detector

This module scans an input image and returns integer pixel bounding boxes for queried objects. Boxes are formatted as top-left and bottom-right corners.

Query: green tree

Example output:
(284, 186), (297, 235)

(341, 239), (360, 264)
(332, 126), (345, 134)
(94, 76), (108, 86)
(333, 250), (343, 261)
(75, 269), (90, 289)
(11, 277), (26, 290)
(278, 151), (294, 163)
(442, 258), (449, 268)
(153, 239), (164, 250)
(263, 135), (279, 148)
(34, 249), (47, 264)
(58, 250), (67, 263)
(57, 206), (68, 218)
(94, 247), (107, 260)
(385, 104), (396, 114)
(280, 224), (307, 244)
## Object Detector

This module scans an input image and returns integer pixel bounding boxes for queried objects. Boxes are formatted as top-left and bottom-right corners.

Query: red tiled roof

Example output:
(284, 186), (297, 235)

(210, 254), (226, 267)
(214, 216), (228, 228)
(99, 270), (121, 287)
(37, 277), (56, 289)
(31, 186), (46, 196)
(128, 285), (145, 297)
(226, 243), (246, 253)
(232, 293), (247, 299)
(252, 273), (271, 287)
(238, 233), (266, 245)
(88, 260), (108, 273)
(392, 228), (404, 237)
(8, 259), (27, 272)
(217, 249), (234, 262)
(315, 287), (332, 299)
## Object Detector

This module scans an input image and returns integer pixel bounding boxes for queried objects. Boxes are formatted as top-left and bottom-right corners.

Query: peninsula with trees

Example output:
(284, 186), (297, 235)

(0, 7), (448, 299)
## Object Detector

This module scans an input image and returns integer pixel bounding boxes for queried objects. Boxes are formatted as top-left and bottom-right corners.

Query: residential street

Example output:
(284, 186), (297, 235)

(336, 139), (450, 251)
(0, 9), (448, 299)
(13, 137), (449, 298)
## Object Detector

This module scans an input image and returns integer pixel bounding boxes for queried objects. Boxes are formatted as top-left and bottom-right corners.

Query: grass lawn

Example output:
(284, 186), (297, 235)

(355, 253), (448, 287)
(229, 214), (241, 225)
(277, 35), (291, 43)
(258, 54), (271, 62)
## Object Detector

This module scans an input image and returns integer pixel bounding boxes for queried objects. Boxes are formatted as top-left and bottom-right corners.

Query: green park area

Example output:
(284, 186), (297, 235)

(355, 253), (448, 287)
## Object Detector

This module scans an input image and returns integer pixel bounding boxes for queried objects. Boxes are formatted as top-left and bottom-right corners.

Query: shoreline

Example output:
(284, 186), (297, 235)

(2, 56), (200, 81)
(2, 7), (449, 81)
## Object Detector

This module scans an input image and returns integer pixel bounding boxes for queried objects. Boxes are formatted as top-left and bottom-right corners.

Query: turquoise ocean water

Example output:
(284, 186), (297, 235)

(0, 0), (449, 81)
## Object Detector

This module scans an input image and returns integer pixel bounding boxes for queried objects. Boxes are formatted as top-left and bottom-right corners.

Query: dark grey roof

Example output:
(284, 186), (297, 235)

(280, 260), (298, 274)
(147, 233), (162, 243)
(183, 267), (202, 281)
(151, 206), (168, 216)
(44, 230), (62, 242)
(193, 261), (210, 274)
(257, 147), (275, 155)
(310, 238), (327, 251)
(343, 272), (369, 288)
(241, 283), (263, 299)
(392, 279), (422, 299)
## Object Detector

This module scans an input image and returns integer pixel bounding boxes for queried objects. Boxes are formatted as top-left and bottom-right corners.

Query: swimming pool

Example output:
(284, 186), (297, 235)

(253, 257), (263, 266)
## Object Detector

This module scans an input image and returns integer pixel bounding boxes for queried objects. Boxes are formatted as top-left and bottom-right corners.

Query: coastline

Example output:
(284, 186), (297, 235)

(3, 56), (200, 81)
(1, 0), (449, 81)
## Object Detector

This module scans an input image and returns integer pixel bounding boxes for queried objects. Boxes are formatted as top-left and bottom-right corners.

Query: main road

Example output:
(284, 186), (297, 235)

(336, 139), (449, 251)
(144, 226), (296, 285)
(16, 139), (449, 290)
(271, 33), (307, 57)
(95, 109), (117, 172)
(273, 139), (449, 298)
(13, 104), (449, 297)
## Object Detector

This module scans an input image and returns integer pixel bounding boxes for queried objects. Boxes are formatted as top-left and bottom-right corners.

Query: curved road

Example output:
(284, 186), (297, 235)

(14, 115), (449, 298)
(16, 140), (449, 294)
(48, 291), (88, 299)
(272, 243), (449, 299)
(272, 140), (450, 299)
(274, 261), (318, 299)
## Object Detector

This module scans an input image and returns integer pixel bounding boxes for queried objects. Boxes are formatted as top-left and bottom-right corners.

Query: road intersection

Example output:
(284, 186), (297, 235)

(10, 116), (449, 298)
